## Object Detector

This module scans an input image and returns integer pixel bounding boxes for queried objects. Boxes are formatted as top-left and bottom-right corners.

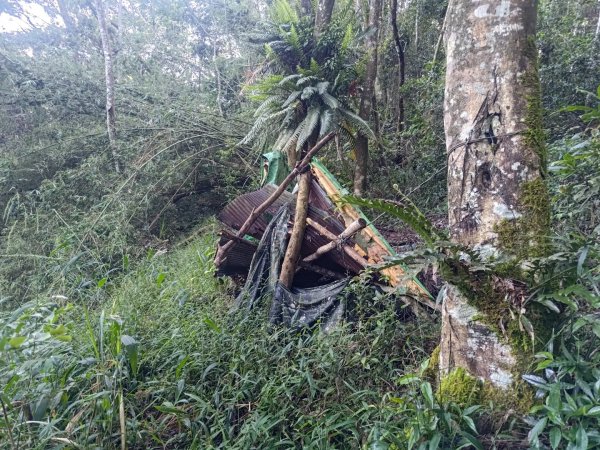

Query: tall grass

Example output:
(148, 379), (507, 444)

(1, 229), (440, 449)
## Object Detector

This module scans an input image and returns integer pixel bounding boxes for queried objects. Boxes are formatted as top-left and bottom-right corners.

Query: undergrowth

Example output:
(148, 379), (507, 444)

(1, 229), (446, 449)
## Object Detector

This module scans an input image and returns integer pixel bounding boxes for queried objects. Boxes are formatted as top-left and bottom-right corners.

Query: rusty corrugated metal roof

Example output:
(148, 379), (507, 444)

(218, 184), (294, 239)
(217, 183), (366, 276)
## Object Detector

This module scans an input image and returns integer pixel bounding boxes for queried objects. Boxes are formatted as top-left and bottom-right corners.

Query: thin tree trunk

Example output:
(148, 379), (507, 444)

(353, 0), (381, 196)
(594, 2), (600, 42)
(213, 42), (224, 117)
(414, 0), (419, 50)
(279, 170), (311, 288)
(390, 0), (405, 132)
(440, 0), (549, 390)
(95, 0), (121, 173)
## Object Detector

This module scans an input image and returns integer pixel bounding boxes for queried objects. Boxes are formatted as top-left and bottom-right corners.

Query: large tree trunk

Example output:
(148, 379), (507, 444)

(353, 0), (381, 196)
(440, 0), (549, 389)
(314, 0), (335, 38)
(95, 0), (121, 173)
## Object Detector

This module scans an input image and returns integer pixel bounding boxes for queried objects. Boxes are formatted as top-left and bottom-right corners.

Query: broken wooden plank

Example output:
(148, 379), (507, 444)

(303, 218), (367, 263)
(306, 217), (367, 269)
(310, 159), (431, 299)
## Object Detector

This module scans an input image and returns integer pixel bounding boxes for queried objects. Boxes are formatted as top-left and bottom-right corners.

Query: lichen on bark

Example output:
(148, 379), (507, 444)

(440, 0), (552, 392)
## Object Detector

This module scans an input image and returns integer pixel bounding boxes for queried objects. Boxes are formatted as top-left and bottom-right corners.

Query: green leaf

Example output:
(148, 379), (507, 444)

(343, 196), (442, 247)
(549, 427), (561, 449)
(577, 246), (589, 275)
(121, 335), (139, 376)
(397, 374), (420, 385)
(428, 433), (441, 450)
(458, 431), (484, 450)
(9, 336), (26, 349)
(97, 277), (108, 288)
(575, 426), (588, 450)
(528, 417), (547, 444)
(587, 406), (600, 416)
(203, 317), (221, 333)
(420, 382), (434, 409)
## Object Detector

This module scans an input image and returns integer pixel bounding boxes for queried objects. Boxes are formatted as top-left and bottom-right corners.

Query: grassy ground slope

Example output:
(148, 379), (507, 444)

(1, 224), (440, 449)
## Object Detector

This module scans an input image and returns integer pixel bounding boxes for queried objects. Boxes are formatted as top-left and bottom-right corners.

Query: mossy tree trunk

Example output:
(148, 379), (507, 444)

(440, 0), (550, 390)
(353, 0), (381, 196)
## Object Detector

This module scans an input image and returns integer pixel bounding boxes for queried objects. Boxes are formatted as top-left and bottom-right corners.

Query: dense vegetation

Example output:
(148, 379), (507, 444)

(0, 0), (599, 448)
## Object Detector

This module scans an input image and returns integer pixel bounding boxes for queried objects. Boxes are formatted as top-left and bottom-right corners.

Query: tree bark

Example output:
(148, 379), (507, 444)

(390, 0), (405, 132)
(353, 0), (381, 196)
(279, 170), (311, 288)
(95, 0), (121, 173)
(314, 0), (336, 38)
(440, 0), (549, 389)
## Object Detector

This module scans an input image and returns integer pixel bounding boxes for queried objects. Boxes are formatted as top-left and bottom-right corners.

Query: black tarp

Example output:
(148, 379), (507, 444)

(233, 204), (350, 332)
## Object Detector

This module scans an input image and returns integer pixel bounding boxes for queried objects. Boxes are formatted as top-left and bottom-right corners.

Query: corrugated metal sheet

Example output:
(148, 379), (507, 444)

(215, 233), (257, 276)
(218, 184), (294, 239)
(217, 183), (366, 276)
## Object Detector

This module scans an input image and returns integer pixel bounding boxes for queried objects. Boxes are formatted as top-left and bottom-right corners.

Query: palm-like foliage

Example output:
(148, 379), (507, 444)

(241, 0), (373, 164)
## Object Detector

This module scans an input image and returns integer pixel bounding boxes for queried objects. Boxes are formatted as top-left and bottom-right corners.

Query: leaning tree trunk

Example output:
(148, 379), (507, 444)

(440, 0), (549, 390)
(353, 0), (381, 196)
(95, 0), (121, 173)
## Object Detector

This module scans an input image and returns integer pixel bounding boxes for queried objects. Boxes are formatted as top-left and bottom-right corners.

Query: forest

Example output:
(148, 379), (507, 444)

(0, 0), (599, 448)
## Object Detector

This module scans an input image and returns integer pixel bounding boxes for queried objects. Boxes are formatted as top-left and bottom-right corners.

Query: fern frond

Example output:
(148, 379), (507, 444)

(281, 90), (302, 108)
(343, 196), (444, 247)
(300, 86), (317, 100)
(319, 109), (333, 136)
(279, 74), (302, 86)
(296, 75), (319, 87)
(321, 92), (339, 109)
(316, 81), (330, 95)
(254, 96), (282, 117)
(270, 0), (298, 24)
(296, 105), (320, 151)
(339, 107), (375, 140)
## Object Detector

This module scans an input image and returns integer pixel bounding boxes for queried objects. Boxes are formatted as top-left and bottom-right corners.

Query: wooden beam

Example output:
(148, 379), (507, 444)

(214, 132), (334, 266)
(306, 218), (367, 269)
(303, 218), (367, 263)
(279, 170), (311, 288)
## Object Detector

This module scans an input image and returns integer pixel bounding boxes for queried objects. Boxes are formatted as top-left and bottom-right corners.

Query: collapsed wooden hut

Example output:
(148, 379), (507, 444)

(214, 141), (434, 329)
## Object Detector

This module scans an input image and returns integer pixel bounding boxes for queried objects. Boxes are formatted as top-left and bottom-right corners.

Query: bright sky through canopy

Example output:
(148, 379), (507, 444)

(0, 2), (59, 33)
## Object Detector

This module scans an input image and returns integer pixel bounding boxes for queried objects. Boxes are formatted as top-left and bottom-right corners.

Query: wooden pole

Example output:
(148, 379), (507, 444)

(303, 218), (367, 263)
(214, 132), (334, 266)
(305, 218), (367, 269)
(279, 170), (312, 288)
